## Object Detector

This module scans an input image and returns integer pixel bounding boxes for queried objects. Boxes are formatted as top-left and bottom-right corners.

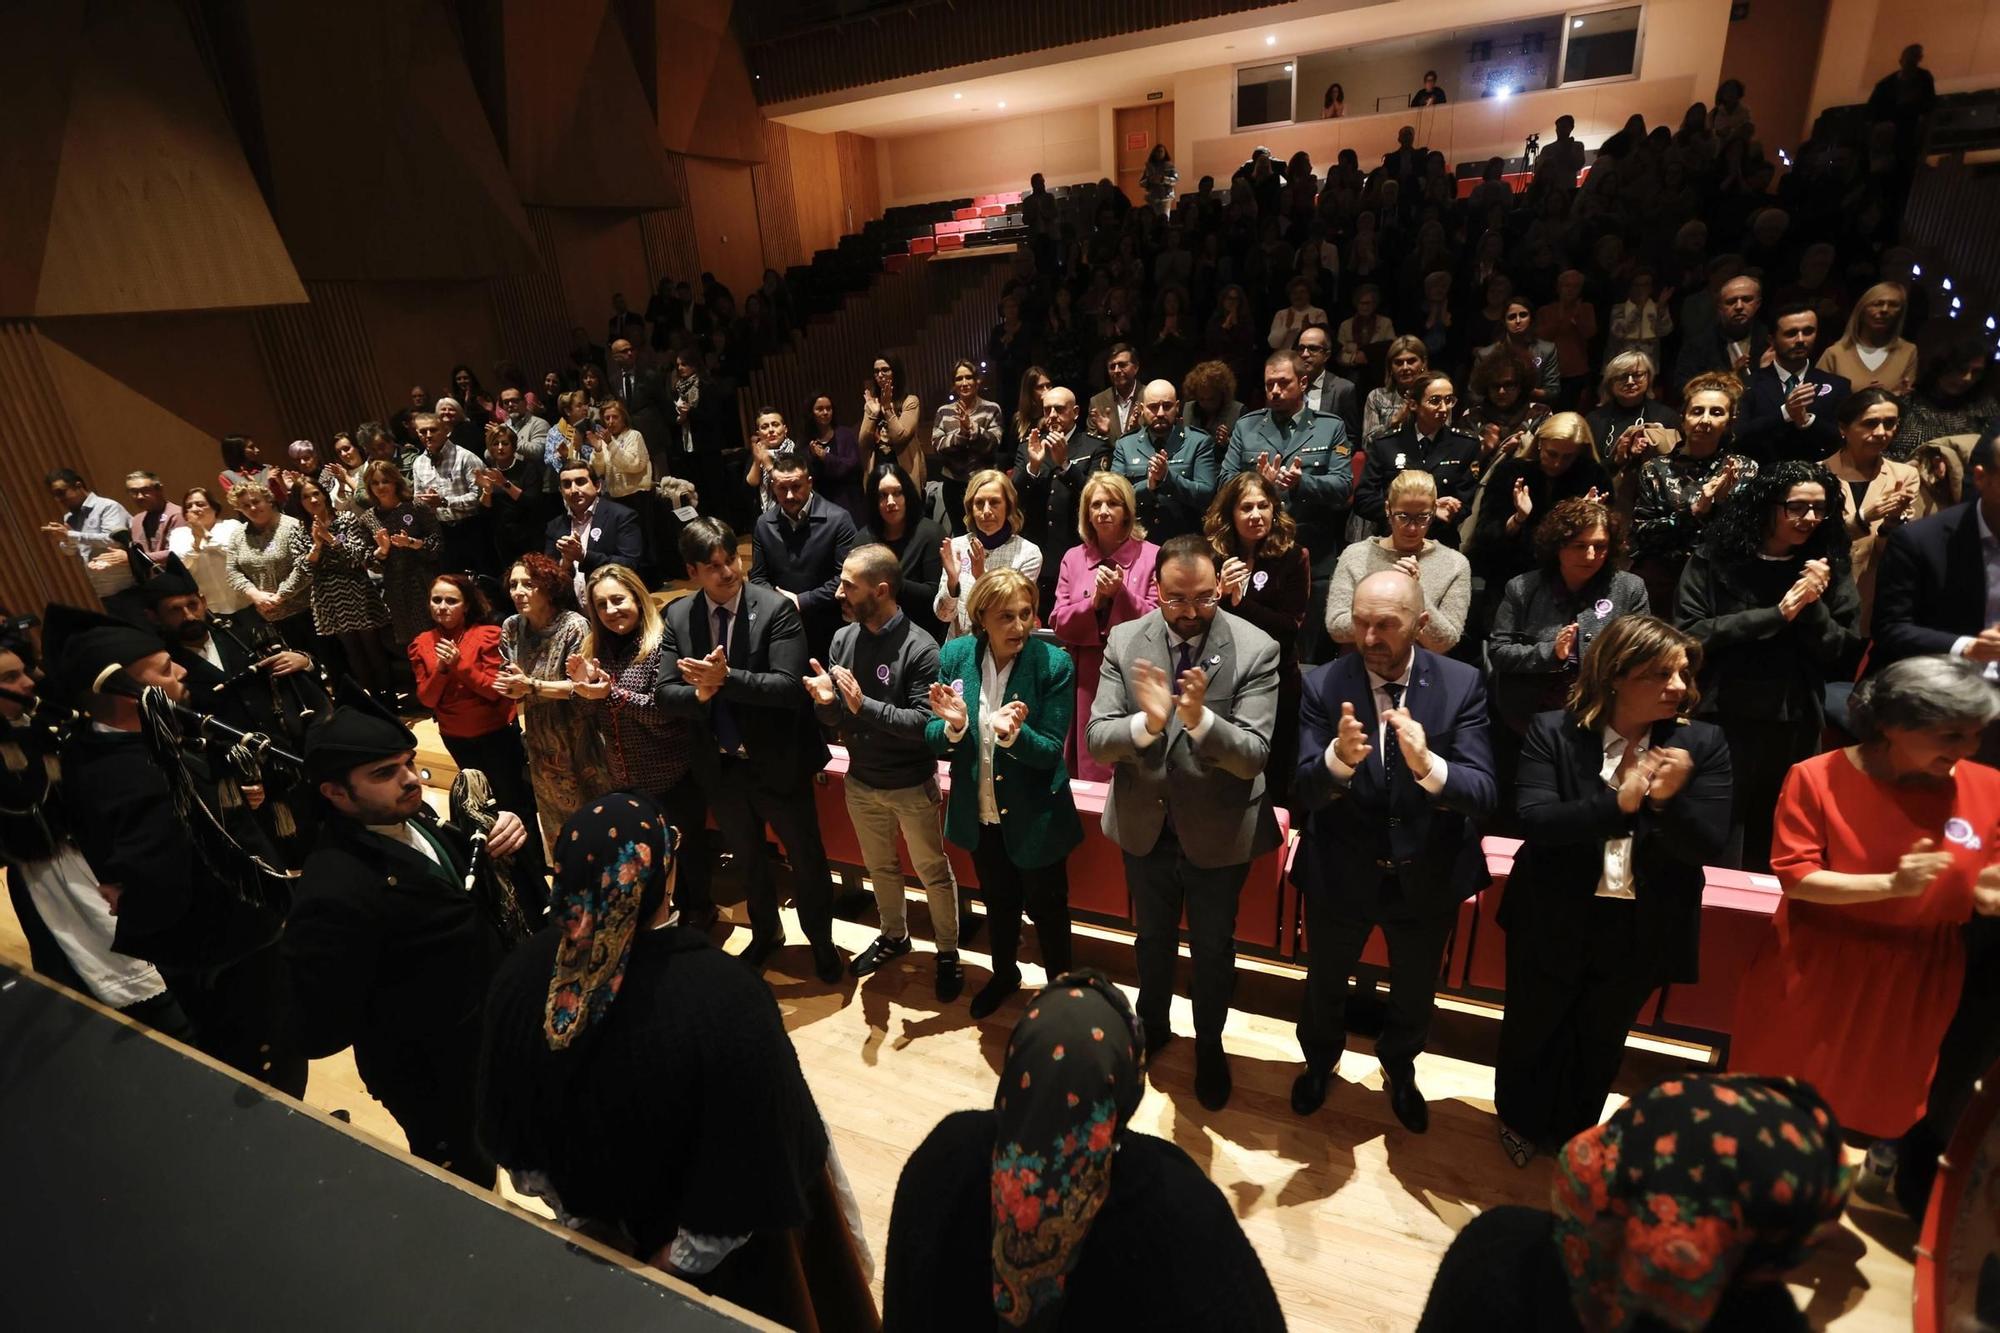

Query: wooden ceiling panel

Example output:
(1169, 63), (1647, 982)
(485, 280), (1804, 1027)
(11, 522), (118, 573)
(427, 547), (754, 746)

(501, 0), (677, 207)
(32, 0), (304, 317)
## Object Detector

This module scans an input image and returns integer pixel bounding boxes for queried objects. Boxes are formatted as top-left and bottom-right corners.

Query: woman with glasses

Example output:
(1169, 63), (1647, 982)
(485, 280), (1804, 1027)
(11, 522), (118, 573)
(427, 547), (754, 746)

(1328, 470), (1471, 653)
(1630, 370), (1759, 613)
(926, 568), (1083, 1020)
(1586, 351), (1679, 507)
(1677, 460), (1862, 869)
(1489, 497), (1650, 738)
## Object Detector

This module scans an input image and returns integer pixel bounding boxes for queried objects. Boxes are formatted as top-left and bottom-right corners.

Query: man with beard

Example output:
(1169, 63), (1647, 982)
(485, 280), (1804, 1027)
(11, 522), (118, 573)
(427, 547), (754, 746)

(750, 450), (858, 662)
(54, 607), (305, 1094)
(283, 704), (530, 1184)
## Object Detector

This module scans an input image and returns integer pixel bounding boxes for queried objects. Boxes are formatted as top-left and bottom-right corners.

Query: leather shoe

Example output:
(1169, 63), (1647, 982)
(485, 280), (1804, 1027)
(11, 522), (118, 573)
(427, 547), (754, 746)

(812, 943), (844, 985)
(849, 933), (913, 977)
(934, 952), (964, 1003)
(1143, 1029), (1175, 1064)
(968, 968), (1021, 1019)
(1385, 1066), (1429, 1134)
(1290, 1065), (1334, 1117)
(1195, 1042), (1232, 1111)
(742, 932), (786, 971)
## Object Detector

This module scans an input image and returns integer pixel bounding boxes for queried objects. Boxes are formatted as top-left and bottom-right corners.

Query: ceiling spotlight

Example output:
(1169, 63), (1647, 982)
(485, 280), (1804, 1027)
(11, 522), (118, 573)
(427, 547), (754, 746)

(1572, 17), (1584, 26)
(1265, 34), (1277, 45)
(1943, 277), (1953, 291)
(997, 100), (1007, 108)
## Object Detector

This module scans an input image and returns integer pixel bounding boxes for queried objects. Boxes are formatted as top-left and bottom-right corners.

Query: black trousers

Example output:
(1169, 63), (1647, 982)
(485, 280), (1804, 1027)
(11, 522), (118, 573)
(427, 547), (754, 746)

(1493, 897), (1657, 1148)
(1125, 837), (1247, 1046)
(1297, 879), (1454, 1075)
(972, 824), (1071, 979)
(655, 773), (715, 919)
(707, 761), (834, 948)
(161, 941), (308, 1098)
(1299, 572), (1335, 668)
(1897, 917), (2000, 1215)
(441, 725), (549, 915)
(369, 1020), (496, 1188)
(1720, 715), (1822, 871)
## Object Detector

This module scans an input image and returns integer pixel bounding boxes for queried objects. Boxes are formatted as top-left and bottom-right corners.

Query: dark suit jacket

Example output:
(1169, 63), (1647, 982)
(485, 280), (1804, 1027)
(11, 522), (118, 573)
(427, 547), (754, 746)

(749, 492), (859, 658)
(1291, 648), (1497, 914)
(1308, 372), (1361, 439)
(1352, 421), (1483, 548)
(284, 812), (500, 1097)
(1015, 432), (1111, 588)
(170, 616), (329, 747)
(658, 582), (828, 790)
(1672, 320), (1771, 395)
(1503, 713), (1732, 985)
(1736, 364), (1850, 463)
(543, 497), (644, 576)
(1872, 500), (1990, 667)
(612, 366), (672, 455)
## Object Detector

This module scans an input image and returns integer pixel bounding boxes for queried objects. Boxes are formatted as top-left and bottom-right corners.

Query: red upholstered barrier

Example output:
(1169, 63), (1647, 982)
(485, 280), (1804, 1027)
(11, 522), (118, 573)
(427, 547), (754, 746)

(952, 206), (980, 220)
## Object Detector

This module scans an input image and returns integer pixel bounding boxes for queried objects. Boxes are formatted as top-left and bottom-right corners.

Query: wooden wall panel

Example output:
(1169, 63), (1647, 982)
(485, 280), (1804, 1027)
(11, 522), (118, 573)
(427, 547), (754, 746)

(640, 205), (703, 293)
(681, 158), (769, 301)
(836, 133), (883, 235)
(532, 208), (654, 339)
(252, 283), (388, 448)
(501, 0), (676, 207)
(786, 127), (847, 260)
(651, 0), (764, 164)
(349, 284), (506, 416)
(0, 324), (92, 615)
(31, 0), (304, 317)
(754, 121), (805, 272)
(0, 3), (83, 315)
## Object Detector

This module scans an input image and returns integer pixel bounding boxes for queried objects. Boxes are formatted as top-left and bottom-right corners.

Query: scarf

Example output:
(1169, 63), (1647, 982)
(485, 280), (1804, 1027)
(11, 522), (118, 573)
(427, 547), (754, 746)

(1551, 1072), (1854, 1332)
(975, 521), (1015, 552)
(990, 969), (1145, 1329)
(542, 791), (677, 1050)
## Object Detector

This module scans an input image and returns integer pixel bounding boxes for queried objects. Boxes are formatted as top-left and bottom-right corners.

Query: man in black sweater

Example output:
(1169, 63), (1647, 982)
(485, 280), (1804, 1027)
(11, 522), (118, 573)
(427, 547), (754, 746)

(805, 545), (961, 999)
(750, 450), (859, 661)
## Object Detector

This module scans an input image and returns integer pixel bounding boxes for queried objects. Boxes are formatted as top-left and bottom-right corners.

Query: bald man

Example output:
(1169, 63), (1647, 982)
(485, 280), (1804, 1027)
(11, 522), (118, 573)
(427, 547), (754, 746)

(1110, 379), (1217, 540)
(1288, 570), (1495, 1132)
(1016, 384), (1112, 606)
(1673, 275), (1771, 393)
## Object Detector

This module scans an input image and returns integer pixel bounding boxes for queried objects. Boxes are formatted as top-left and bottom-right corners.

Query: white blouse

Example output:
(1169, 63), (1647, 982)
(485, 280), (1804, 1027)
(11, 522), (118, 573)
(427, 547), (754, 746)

(933, 531), (1044, 637)
(169, 519), (250, 615)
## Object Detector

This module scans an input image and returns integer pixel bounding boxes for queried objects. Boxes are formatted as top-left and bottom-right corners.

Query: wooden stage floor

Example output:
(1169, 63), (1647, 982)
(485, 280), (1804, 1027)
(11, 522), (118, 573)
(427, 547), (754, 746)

(0, 834), (1918, 1330)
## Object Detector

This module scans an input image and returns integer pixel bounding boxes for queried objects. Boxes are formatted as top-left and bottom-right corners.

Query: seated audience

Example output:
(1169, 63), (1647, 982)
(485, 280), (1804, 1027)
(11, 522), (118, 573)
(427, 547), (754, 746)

(1419, 1073), (1853, 1332)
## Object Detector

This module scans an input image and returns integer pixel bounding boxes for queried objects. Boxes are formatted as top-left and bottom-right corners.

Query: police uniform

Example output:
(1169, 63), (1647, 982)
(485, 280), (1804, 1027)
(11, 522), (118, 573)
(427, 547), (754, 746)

(1110, 423), (1217, 541)
(1222, 405), (1355, 665)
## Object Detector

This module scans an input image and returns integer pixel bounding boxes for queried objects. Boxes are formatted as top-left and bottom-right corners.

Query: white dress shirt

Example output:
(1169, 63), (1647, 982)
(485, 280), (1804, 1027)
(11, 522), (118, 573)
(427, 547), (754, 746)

(1950, 505), (2000, 680)
(1596, 730), (1648, 899)
(1323, 658), (1450, 793)
(943, 650), (1020, 823)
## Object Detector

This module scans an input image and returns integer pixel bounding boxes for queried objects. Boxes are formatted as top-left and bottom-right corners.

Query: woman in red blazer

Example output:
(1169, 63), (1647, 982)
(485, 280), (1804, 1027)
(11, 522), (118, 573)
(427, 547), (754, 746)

(410, 573), (545, 888)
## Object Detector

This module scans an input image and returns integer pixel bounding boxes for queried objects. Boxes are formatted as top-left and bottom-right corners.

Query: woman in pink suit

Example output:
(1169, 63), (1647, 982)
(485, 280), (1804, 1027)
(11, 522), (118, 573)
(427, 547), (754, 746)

(1051, 471), (1159, 781)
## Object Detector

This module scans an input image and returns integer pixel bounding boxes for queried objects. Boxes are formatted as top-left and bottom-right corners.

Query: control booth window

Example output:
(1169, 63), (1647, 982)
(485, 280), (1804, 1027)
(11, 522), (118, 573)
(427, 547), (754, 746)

(1560, 5), (1643, 86)
(1234, 59), (1296, 133)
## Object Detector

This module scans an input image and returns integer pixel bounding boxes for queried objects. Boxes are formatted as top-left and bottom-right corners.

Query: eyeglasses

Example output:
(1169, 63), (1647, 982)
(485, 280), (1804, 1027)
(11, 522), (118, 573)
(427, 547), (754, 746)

(1780, 500), (1826, 519)
(1564, 540), (1610, 555)
(1389, 510), (1435, 527)
(1616, 371), (1648, 383)
(1160, 595), (1222, 612)
(1421, 394), (1457, 408)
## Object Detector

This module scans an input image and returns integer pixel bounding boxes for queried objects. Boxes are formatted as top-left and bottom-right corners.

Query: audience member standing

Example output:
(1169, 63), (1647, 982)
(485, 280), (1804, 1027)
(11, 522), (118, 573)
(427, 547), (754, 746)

(1289, 571), (1496, 1131)
(1630, 371), (1759, 610)
(934, 470), (1043, 638)
(860, 353), (925, 487)
(862, 461), (949, 644)
(1729, 657), (2000, 1138)
(41, 467), (142, 622)
(411, 410), (492, 578)
(926, 568), (1083, 1019)
(494, 554), (611, 860)
(224, 484), (315, 652)
(1825, 389), (1930, 634)
(1673, 276), (1769, 394)
(1051, 473), (1159, 780)
(1872, 429), (2000, 671)
(168, 486), (249, 617)
(805, 393), (866, 528)
(1816, 281), (1917, 394)
(1351, 371), (1480, 549)
(123, 470), (185, 558)
(291, 475), (394, 699)
(750, 450), (860, 662)
(1208, 471), (1311, 806)
(360, 461), (444, 654)
(1494, 616), (1730, 1164)
(1088, 536), (1280, 1108)
(543, 460), (643, 611)
(1111, 380), (1217, 541)
(1014, 386), (1111, 612)
(216, 434), (288, 508)
(807, 546), (962, 998)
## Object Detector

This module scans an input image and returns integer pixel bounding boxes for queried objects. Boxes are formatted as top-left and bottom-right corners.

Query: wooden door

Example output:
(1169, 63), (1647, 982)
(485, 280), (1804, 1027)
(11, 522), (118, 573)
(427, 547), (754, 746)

(1114, 102), (1174, 208)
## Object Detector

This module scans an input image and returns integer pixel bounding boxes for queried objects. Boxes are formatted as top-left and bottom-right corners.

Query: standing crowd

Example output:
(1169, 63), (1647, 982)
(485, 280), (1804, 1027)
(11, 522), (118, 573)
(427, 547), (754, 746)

(8, 59), (1997, 1331)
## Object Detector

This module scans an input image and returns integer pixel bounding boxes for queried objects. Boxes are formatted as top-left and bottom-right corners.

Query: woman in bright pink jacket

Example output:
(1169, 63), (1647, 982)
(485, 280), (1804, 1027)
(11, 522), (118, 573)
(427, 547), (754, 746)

(1049, 471), (1159, 781)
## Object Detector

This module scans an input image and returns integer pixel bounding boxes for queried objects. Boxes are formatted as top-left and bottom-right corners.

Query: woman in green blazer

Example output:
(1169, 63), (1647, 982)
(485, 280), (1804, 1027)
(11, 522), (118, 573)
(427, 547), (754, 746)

(926, 567), (1084, 1018)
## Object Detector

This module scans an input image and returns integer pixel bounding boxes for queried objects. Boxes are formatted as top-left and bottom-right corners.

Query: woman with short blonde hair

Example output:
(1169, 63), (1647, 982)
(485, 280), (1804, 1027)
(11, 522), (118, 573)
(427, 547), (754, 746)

(1328, 469), (1472, 652)
(1052, 471), (1158, 781)
(936, 468), (1042, 637)
(1817, 280), (1917, 393)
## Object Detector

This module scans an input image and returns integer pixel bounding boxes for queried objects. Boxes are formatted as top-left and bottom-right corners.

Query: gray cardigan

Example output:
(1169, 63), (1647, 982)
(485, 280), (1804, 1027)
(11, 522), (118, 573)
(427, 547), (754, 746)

(1326, 537), (1472, 652)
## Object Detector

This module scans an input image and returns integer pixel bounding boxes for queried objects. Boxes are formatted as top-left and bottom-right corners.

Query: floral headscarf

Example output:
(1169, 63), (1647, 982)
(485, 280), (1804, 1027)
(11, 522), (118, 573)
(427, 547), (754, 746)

(1551, 1072), (1855, 1332)
(542, 792), (676, 1051)
(990, 969), (1146, 1330)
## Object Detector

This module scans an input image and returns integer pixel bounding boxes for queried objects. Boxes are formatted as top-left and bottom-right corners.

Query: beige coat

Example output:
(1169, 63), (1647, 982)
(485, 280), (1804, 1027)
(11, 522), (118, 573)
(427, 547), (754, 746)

(1816, 338), (1918, 394)
(1823, 451), (1936, 634)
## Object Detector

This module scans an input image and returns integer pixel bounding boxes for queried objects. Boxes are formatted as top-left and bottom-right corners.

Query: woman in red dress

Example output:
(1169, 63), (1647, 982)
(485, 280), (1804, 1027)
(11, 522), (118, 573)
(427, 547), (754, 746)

(1730, 655), (2000, 1138)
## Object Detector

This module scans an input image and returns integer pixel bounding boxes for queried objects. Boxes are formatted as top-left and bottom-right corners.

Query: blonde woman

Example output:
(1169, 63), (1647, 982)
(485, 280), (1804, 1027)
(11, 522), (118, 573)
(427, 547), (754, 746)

(1816, 281), (1918, 393)
(1327, 470), (1471, 652)
(594, 397), (658, 576)
(1050, 472), (1159, 780)
(935, 468), (1043, 637)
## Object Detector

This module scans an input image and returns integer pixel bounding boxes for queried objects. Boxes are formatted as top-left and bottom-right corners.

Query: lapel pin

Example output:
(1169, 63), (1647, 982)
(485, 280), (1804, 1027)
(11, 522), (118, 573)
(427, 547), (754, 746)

(1206, 654), (1221, 667)
(876, 663), (892, 684)
(1252, 570), (1269, 591)
(1593, 597), (1614, 617)
(589, 527), (602, 541)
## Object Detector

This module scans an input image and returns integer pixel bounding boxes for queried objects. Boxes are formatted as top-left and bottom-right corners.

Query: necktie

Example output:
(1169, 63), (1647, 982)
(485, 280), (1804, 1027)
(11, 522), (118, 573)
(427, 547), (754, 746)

(1173, 640), (1194, 697)
(710, 606), (744, 755)
(1380, 681), (1408, 785)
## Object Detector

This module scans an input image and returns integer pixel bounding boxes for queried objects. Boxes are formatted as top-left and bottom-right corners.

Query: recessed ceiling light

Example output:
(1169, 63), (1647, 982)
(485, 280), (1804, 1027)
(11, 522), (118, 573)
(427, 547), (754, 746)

(1283, 64), (1293, 72)
(998, 100), (1007, 108)
(1572, 18), (1584, 27)
(953, 92), (962, 100)
(1265, 34), (1277, 45)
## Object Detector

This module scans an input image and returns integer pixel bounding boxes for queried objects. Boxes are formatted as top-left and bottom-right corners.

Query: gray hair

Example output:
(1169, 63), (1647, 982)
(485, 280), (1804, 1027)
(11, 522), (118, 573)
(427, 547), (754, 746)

(1599, 348), (1657, 400)
(1848, 656), (2000, 742)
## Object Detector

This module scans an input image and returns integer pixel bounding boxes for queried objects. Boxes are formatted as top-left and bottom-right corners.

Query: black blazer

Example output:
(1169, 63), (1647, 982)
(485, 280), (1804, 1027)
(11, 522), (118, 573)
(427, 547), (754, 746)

(657, 582), (829, 790)
(170, 617), (329, 748)
(1352, 421), (1483, 548)
(1872, 501), (1989, 668)
(749, 492), (859, 658)
(1503, 713), (1732, 985)
(1015, 431), (1112, 582)
(1291, 648), (1498, 913)
(1736, 364), (1850, 463)
(543, 497), (644, 576)
(1672, 320), (1771, 395)
(284, 812), (500, 1094)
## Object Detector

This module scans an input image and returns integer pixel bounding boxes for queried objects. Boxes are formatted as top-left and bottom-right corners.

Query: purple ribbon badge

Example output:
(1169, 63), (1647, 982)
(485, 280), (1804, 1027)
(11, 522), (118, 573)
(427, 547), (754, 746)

(950, 678), (965, 696)
(400, 512), (414, 527)
(590, 528), (602, 541)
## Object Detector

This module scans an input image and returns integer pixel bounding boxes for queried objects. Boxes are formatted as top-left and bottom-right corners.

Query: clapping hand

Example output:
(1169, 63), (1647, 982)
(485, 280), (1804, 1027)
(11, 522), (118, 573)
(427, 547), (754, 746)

(1130, 658), (1174, 736)
(1782, 379), (1819, 427)
(1553, 621), (1579, 662)
(676, 646), (728, 702)
(434, 636), (460, 668)
(939, 535), (961, 594)
(1089, 405), (1114, 438)
(1329, 700), (1372, 770)
(374, 527), (393, 559)
(1382, 706), (1433, 779)
(1147, 449), (1169, 491)
(556, 532), (583, 564)
(1025, 427), (1048, 472)
(1435, 495), (1462, 523)
(803, 657), (837, 706)
(1219, 557), (1251, 605)
(1175, 666), (1209, 729)
(989, 699), (1028, 745)
(567, 653), (612, 699)
(1963, 624), (2000, 663)
(967, 539), (989, 582)
(1509, 477), (1533, 529)
(1778, 558), (1831, 620)
(1694, 458), (1741, 516)
(1093, 562), (1124, 605)
(1974, 861), (2000, 917)
(1644, 747), (1695, 804)
(1393, 555), (1421, 579)
(494, 663), (532, 699)
(831, 665), (864, 713)
(1889, 836), (1953, 898)
(928, 681), (968, 731)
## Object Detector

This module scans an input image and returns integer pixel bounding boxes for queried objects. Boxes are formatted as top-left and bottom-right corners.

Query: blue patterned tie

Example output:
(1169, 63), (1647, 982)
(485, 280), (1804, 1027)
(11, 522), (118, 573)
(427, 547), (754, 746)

(711, 605), (744, 755)
(1380, 681), (1407, 784)
(1172, 640), (1194, 697)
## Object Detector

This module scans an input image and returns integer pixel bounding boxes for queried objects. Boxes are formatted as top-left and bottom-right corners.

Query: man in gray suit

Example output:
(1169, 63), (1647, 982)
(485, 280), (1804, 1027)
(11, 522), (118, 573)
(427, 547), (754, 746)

(1087, 534), (1281, 1110)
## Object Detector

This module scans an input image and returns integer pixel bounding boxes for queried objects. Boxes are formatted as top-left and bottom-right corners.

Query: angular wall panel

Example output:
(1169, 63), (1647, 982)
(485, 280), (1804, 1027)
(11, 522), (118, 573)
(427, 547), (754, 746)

(502, 0), (677, 208)
(0, 324), (94, 615)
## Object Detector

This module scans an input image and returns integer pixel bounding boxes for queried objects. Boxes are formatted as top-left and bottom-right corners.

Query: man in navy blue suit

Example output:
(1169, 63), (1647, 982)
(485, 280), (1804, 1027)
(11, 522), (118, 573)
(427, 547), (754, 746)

(1736, 303), (1850, 463)
(1288, 570), (1496, 1131)
(544, 460), (645, 605)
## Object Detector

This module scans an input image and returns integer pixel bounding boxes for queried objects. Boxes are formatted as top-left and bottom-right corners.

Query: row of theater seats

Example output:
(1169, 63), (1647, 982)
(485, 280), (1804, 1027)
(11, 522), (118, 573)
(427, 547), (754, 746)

(808, 747), (1781, 1047)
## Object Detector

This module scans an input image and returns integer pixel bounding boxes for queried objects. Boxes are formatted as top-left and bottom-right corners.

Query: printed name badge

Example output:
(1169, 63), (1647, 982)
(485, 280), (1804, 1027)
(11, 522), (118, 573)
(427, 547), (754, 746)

(673, 505), (699, 521)
(590, 528), (602, 541)
(1593, 598), (1614, 617)
(876, 663), (892, 684)
(1253, 570), (1270, 591)
(1944, 817), (1983, 851)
